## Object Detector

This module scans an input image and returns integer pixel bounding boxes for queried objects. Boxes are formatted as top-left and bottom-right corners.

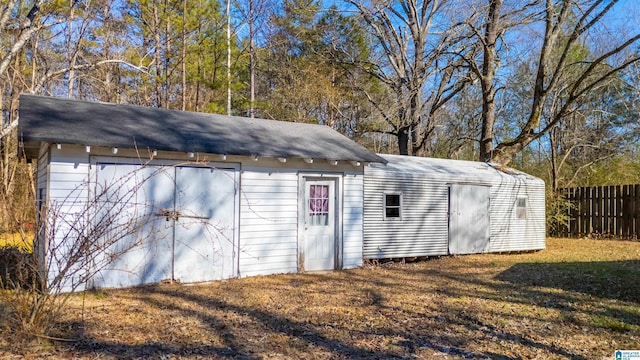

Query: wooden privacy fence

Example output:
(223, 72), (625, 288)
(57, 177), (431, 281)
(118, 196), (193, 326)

(558, 185), (640, 239)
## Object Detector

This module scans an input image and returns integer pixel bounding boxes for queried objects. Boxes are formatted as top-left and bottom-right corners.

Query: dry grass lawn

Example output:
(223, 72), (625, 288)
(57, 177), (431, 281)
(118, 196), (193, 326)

(1, 237), (640, 359)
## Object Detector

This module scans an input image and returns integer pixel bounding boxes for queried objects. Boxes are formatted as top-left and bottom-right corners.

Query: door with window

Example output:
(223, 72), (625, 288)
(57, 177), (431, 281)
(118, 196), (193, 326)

(303, 180), (336, 271)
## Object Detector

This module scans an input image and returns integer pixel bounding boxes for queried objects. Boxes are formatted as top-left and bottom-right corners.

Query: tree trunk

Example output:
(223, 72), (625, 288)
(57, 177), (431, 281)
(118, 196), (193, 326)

(398, 126), (410, 155)
(66, 0), (75, 98)
(226, 0), (231, 116)
(549, 128), (559, 192)
(479, 0), (502, 163)
(164, 1), (171, 109)
(153, 2), (162, 108)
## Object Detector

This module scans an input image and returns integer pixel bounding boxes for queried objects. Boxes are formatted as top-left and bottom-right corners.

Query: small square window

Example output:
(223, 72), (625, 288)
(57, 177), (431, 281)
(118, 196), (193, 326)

(516, 197), (527, 220)
(384, 193), (401, 219)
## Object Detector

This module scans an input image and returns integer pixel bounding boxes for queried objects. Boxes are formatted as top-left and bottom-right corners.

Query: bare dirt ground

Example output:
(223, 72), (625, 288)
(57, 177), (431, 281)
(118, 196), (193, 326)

(1, 237), (639, 359)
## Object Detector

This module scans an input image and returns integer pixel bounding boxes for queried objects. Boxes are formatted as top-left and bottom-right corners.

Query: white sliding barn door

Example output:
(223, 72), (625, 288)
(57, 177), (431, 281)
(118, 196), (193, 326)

(449, 184), (490, 255)
(174, 166), (237, 282)
(93, 162), (238, 288)
(93, 164), (175, 288)
(303, 180), (336, 271)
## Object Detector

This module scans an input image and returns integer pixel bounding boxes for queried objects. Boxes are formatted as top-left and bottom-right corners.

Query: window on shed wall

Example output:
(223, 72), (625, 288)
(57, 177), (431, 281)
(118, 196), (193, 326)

(515, 197), (527, 220)
(384, 193), (402, 219)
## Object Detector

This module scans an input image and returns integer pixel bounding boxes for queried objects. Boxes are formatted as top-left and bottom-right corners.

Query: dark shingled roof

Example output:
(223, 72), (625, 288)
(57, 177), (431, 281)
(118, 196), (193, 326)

(18, 95), (386, 163)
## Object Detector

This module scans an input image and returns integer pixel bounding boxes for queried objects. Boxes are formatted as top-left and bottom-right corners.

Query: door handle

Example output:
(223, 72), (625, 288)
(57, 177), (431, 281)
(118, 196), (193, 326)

(155, 209), (209, 221)
(155, 208), (179, 221)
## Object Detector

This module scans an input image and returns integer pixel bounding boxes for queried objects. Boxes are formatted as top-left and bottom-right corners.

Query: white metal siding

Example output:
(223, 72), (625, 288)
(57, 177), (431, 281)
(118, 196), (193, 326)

(343, 172), (364, 268)
(488, 176), (546, 252)
(239, 167), (300, 277)
(363, 170), (449, 258)
(47, 145), (91, 292)
(364, 155), (546, 259)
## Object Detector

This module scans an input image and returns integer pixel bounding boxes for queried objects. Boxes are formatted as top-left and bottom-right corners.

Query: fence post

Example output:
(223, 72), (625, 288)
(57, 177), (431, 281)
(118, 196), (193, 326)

(615, 185), (622, 238)
(568, 188), (575, 237)
(635, 185), (640, 239)
(623, 185), (631, 238)
(579, 187), (586, 237)
(604, 185), (611, 236)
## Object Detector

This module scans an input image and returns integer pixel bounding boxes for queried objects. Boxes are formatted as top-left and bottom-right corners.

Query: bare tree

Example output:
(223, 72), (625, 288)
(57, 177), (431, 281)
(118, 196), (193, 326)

(0, 0), (45, 137)
(346, 0), (472, 155)
(236, 0), (273, 118)
(466, 0), (640, 165)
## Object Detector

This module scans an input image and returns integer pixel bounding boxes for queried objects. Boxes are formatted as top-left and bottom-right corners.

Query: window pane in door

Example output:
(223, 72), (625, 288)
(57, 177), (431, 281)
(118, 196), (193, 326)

(309, 185), (329, 226)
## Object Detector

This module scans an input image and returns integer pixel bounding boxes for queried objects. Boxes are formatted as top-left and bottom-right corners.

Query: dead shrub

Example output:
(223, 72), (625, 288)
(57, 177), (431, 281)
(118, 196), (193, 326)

(0, 245), (37, 289)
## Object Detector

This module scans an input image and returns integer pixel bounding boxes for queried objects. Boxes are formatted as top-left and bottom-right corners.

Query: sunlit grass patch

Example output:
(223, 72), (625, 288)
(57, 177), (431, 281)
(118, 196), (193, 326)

(591, 315), (636, 332)
(0, 232), (33, 252)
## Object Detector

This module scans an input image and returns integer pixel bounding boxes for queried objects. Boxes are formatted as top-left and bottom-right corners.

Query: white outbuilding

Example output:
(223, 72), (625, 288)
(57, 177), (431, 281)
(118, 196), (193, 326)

(19, 95), (385, 291)
(363, 154), (546, 259)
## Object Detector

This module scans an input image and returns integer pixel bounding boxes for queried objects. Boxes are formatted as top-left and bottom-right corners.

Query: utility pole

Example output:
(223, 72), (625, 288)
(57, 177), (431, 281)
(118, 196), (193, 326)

(226, 0), (231, 116)
(249, 0), (255, 118)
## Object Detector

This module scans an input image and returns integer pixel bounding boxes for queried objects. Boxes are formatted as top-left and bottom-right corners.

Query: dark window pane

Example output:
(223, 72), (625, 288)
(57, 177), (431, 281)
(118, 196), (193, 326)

(386, 207), (400, 218)
(386, 194), (400, 206)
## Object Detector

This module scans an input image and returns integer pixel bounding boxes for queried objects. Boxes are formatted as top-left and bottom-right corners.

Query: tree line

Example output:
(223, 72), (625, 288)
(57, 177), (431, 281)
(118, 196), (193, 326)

(1, 0), (640, 231)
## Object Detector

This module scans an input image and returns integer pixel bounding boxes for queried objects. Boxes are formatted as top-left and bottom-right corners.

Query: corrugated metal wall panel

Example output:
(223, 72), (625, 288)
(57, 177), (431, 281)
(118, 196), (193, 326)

(364, 155), (546, 259)
(363, 169), (449, 258)
(488, 176), (546, 252)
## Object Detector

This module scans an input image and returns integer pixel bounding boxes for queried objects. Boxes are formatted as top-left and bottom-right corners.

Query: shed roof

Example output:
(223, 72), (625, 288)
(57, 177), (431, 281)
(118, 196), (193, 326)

(18, 95), (386, 163)
(371, 154), (543, 183)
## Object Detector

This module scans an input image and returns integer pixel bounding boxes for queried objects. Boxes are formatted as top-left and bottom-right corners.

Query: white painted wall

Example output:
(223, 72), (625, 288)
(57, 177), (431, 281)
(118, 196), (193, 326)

(46, 144), (91, 292)
(239, 166), (300, 277)
(343, 171), (365, 268)
(35, 143), (50, 283)
(38, 145), (367, 290)
(238, 159), (365, 277)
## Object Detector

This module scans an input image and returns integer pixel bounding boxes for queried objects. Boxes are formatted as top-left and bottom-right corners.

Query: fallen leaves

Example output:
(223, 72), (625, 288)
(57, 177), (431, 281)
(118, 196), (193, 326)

(1, 238), (639, 359)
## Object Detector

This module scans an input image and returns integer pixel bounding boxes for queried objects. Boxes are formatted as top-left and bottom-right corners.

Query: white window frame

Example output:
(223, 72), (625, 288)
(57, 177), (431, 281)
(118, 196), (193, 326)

(515, 197), (527, 220)
(383, 192), (402, 220)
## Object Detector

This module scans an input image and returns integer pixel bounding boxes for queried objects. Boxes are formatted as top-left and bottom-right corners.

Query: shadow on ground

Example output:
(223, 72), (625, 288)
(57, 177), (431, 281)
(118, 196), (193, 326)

(496, 260), (640, 303)
(27, 255), (638, 359)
